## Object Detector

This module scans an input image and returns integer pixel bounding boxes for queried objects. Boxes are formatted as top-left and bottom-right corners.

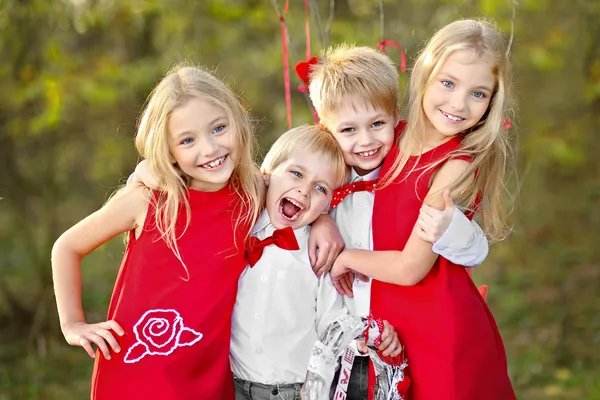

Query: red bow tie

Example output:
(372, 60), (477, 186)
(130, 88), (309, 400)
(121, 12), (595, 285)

(330, 179), (378, 209)
(246, 226), (300, 267)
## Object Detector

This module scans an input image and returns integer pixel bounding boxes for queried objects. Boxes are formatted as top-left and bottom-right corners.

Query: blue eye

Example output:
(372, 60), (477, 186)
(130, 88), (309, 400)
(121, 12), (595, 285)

(291, 170), (302, 178)
(341, 127), (355, 133)
(371, 121), (384, 128)
(180, 138), (194, 145)
(212, 124), (226, 134)
(441, 80), (454, 88)
(315, 185), (327, 194)
(472, 91), (486, 99)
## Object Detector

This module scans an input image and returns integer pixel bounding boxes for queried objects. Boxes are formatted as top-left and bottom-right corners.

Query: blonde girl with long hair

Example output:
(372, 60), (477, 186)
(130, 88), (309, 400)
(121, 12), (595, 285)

(329, 19), (517, 399)
(51, 65), (262, 400)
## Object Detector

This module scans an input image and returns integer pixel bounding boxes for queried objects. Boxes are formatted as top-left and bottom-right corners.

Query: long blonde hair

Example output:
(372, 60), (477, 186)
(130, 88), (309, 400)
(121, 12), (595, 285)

(132, 64), (262, 271)
(381, 19), (514, 241)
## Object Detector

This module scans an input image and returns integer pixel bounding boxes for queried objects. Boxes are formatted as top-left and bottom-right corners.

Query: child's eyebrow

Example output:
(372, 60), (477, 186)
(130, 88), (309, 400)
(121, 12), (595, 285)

(174, 130), (194, 140)
(474, 85), (494, 93)
(206, 116), (228, 126)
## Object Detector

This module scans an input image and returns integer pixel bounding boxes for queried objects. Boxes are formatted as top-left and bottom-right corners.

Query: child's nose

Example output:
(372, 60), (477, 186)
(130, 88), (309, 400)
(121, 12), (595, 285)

(450, 93), (467, 112)
(198, 135), (218, 157)
(357, 129), (375, 146)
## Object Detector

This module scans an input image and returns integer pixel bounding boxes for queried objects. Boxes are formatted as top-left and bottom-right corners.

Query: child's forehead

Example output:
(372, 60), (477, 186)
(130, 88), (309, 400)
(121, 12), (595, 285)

(325, 99), (393, 122)
(281, 151), (337, 179)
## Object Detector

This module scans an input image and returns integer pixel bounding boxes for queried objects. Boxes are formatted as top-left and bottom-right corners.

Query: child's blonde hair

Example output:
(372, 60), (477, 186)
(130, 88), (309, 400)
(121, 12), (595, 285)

(382, 19), (514, 241)
(133, 64), (262, 270)
(309, 44), (399, 119)
(261, 125), (349, 189)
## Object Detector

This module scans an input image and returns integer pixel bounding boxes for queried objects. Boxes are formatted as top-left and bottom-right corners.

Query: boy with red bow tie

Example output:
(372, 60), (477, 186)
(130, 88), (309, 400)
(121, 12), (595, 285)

(309, 45), (489, 400)
(230, 124), (402, 400)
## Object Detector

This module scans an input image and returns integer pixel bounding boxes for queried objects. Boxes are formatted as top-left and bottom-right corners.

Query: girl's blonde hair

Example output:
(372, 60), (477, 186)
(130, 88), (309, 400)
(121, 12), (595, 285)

(132, 64), (262, 273)
(261, 125), (349, 189)
(381, 19), (514, 241)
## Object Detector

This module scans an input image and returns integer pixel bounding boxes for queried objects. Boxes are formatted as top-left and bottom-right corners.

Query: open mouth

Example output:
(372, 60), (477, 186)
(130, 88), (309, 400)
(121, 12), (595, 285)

(355, 148), (381, 158)
(199, 155), (227, 170)
(440, 110), (465, 122)
(279, 197), (305, 221)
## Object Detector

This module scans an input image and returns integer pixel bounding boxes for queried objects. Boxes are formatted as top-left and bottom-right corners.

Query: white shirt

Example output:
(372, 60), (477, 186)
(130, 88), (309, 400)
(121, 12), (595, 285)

(323, 167), (489, 353)
(230, 210), (346, 384)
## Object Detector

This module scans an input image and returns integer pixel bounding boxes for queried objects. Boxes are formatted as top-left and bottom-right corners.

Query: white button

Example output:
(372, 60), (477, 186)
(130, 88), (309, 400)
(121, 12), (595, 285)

(355, 241), (362, 247)
(256, 348), (262, 354)
(261, 275), (267, 281)
(254, 313), (260, 319)
(356, 203), (363, 209)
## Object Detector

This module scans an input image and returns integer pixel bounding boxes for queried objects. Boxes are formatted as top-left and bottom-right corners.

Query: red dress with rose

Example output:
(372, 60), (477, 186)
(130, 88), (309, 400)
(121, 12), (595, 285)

(368, 129), (516, 399)
(90, 185), (249, 400)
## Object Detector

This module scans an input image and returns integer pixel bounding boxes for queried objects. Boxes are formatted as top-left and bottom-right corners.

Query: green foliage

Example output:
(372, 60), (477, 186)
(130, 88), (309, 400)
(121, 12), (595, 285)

(0, 0), (598, 398)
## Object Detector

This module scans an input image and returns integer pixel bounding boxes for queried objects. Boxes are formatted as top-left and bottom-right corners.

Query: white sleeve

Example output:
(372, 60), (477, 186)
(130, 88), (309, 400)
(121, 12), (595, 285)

(315, 273), (348, 337)
(432, 207), (489, 267)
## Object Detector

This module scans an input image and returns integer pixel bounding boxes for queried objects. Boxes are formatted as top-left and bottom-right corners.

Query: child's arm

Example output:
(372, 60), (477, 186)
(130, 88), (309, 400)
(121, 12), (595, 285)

(330, 159), (472, 293)
(417, 189), (488, 267)
(51, 185), (149, 359)
(308, 214), (345, 278)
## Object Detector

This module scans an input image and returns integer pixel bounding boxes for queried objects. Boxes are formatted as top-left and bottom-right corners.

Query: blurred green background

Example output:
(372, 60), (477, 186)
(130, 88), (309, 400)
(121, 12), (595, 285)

(1, 0), (599, 398)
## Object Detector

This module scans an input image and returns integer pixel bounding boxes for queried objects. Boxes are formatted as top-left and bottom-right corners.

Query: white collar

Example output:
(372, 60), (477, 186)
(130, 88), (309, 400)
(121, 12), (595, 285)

(252, 209), (310, 237)
(350, 166), (382, 183)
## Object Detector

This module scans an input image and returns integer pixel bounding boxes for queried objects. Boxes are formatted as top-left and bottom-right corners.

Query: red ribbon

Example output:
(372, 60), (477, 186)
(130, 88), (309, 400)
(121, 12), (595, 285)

(279, 15), (292, 130)
(246, 226), (300, 267)
(377, 40), (407, 73)
(304, 0), (311, 60)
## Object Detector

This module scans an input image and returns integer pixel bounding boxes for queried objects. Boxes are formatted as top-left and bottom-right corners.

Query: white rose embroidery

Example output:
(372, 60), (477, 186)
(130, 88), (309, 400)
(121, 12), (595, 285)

(124, 309), (203, 364)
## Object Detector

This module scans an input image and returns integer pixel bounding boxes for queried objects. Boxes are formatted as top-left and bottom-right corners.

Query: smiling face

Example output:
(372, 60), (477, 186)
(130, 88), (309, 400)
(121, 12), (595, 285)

(168, 97), (237, 191)
(265, 151), (339, 230)
(322, 101), (397, 176)
(422, 50), (496, 142)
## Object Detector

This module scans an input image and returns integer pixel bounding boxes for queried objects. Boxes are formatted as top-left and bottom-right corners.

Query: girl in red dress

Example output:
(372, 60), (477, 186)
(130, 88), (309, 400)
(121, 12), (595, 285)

(51, 65), (263, 400)
(330, 19), (517, 399)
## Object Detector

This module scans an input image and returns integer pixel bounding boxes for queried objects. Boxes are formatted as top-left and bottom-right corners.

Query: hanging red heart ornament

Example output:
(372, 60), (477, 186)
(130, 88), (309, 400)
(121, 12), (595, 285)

(295, 56), (320, 86)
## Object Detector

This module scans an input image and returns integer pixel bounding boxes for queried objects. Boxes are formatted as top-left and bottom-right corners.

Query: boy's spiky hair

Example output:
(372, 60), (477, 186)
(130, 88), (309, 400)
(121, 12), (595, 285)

(309, 44), (399, 118)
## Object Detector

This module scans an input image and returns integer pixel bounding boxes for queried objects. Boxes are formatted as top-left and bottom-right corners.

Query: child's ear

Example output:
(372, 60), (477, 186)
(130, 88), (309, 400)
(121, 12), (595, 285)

(394, 108), (401, 127)
(262, 174), (270, 187)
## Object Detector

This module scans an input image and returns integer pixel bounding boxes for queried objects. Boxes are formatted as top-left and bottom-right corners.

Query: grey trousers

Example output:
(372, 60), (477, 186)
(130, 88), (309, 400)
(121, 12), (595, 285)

(233, 376), (302, 400)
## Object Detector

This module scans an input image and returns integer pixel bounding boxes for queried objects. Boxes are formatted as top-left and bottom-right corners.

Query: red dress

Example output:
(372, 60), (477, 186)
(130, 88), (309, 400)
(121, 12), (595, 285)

(91, 185), (250, 400)
(369, 126), (516, 399)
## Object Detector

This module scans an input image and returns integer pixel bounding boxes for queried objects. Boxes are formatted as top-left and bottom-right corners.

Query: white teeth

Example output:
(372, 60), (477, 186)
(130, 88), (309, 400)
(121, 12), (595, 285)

(357, 149), (378, 157)
(442, 111), (464, 122)
(279, 204), (300, 221)
(285, 198), (304, 210)
(201, 156), (225, 169)
(279, 197), (304, 221)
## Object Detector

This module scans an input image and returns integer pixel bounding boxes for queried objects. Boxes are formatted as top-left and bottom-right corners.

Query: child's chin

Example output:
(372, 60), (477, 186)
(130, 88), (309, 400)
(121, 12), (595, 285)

(355, 159), (381, 171)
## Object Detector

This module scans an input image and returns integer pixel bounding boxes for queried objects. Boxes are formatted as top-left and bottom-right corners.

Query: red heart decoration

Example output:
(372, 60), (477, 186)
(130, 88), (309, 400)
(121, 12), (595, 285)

(478, 284), (489, 301)
(396, 375), (411, 395)
(295, 56), (320, 86)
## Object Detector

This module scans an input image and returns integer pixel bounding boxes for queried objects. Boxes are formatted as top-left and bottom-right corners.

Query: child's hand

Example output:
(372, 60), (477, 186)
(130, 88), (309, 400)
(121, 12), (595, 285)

(128, 160), (159, 189)
(62, 320), (125, 360)
(308, 214), (345, 277)
(330, 253), (354, 297)
(417, 189), (455, 243)
(378, 320), (402, 357)
(356, 340), (369, 354)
